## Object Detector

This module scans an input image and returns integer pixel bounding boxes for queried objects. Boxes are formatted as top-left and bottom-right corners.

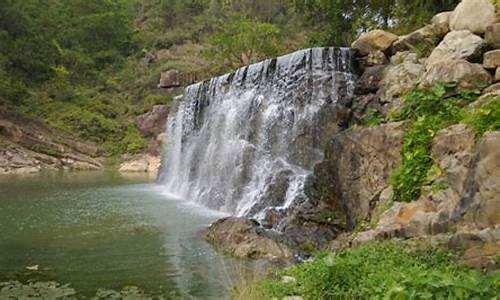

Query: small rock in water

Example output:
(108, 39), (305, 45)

(26, 265), (39, 271)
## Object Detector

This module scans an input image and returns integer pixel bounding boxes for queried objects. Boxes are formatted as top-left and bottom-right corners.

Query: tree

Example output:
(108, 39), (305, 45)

(207, 17), (284, 70)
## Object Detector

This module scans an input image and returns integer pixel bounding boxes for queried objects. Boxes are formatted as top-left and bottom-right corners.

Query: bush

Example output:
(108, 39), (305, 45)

(258, 242), (499, 299)
(390, 83), (478, 202)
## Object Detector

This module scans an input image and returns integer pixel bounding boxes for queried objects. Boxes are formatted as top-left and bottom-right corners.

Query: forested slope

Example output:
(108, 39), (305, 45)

(0, 0), (459, 159)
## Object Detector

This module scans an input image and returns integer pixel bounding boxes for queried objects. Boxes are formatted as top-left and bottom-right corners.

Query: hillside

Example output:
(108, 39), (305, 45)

(0, 0), (459, 173)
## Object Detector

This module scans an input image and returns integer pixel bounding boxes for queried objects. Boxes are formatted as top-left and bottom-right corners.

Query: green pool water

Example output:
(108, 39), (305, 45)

(0, 171), (242, 299)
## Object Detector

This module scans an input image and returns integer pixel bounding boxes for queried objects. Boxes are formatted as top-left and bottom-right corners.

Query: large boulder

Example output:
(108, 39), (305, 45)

(391, 24), (447, 54)
(485, 23), (500, 49)
(118, 154), (161, 175)
(158, 70), (181, 88)
(378, 52), (425, 103)
(483, 49), (500, 69)
(463, 132), (500, 227)
(431, 11), (452, 32)
(136, 105), (169, 138)
(450, 0), (495, 34)
(426, 30), (485, 66)
(204, 217), (292, 259)
(312, 122), (405, 230)
(352, 30), (398, 56)
(420, 59), (492, 90)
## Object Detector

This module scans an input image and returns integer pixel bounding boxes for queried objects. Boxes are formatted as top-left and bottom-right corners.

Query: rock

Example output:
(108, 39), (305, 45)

(0, 111), (102, 175)
(485, 23), (500, 49)
(350, 94), (383, 122)
(450, 0), (495, 34)
(431, 11), (452, 31)
(118, 154), (161, 175)
(483, 50), (500, 69)
(391, 24), (447, 54)
(204, 217), (292, 259)
(352, 30), (398, 56)
(378, 52), (425, 103)
(312, 122), (405, 230)
(496, 68), (500, 82)
(426, 31), (485, 67)
(0, 281), (77, 299)
(420, 59), (492, 90)
(359, 50), (388, 67)
(136, 105), (169, 138)
(463, 132), (500, 227)
(483, 83), (500, 94)
(432, 124), (476, 194)
(355, 65), (386, 94)
(158, 69), (181, 88)
(460, 243), (499, 270)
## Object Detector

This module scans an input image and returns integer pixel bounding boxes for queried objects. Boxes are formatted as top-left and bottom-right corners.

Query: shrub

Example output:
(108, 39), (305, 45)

(258, 242), (499, 299)
(390, 83), (479, 202)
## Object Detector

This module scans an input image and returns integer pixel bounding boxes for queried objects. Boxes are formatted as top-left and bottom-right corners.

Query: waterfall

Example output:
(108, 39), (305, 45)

(159, 47), (357, 228)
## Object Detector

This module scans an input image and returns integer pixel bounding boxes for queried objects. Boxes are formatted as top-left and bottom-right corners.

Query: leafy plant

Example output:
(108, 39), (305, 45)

(257, 241), (499, 300)
(390, 83), (479, 202)
(462, 95), (500, 137)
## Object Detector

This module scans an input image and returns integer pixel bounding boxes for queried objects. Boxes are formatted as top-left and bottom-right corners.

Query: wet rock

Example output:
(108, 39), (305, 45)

(204, 217), (292, 259)
(426, 30), (485, 67)
(391, 24), (446, 54)
(119, 154), (161, 175)
(450, 0), (495, 34)
(483, 50), (500, 69)
(312, 122), (405, 230)
(420, 59), (492, 91)
(378, 52), (425, 103)
(351, 30), (398, 56)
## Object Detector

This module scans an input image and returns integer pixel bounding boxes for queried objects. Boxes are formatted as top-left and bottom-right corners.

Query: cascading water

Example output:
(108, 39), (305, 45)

(160, 47), (357, 229)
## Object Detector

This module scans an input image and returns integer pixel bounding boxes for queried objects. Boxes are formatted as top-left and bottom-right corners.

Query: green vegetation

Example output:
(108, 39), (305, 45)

(255, 242), (499, 299)
(361, 109), (384, 127)
(463, 95), (500, 137)
(389, 83), (486, 202)
(0, 0), (460, 156)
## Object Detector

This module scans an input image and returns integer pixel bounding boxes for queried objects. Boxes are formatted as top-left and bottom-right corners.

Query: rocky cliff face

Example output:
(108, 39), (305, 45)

(0, 109), (103, 175)
(200, 0), (500, 264)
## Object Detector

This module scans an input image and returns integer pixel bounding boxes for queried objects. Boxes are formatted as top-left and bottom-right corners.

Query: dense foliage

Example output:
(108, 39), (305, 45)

(390, 83), (499, 202)
(257, 242), (499, 299)
(0, 0), (461, 156)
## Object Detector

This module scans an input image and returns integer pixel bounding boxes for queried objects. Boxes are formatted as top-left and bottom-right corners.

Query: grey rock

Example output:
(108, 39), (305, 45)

(427, 30), (485, 67)
(450, 0), (495, 34)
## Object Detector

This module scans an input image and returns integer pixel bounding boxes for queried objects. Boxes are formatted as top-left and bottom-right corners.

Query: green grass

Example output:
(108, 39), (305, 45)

(256, 241), (499, 300)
